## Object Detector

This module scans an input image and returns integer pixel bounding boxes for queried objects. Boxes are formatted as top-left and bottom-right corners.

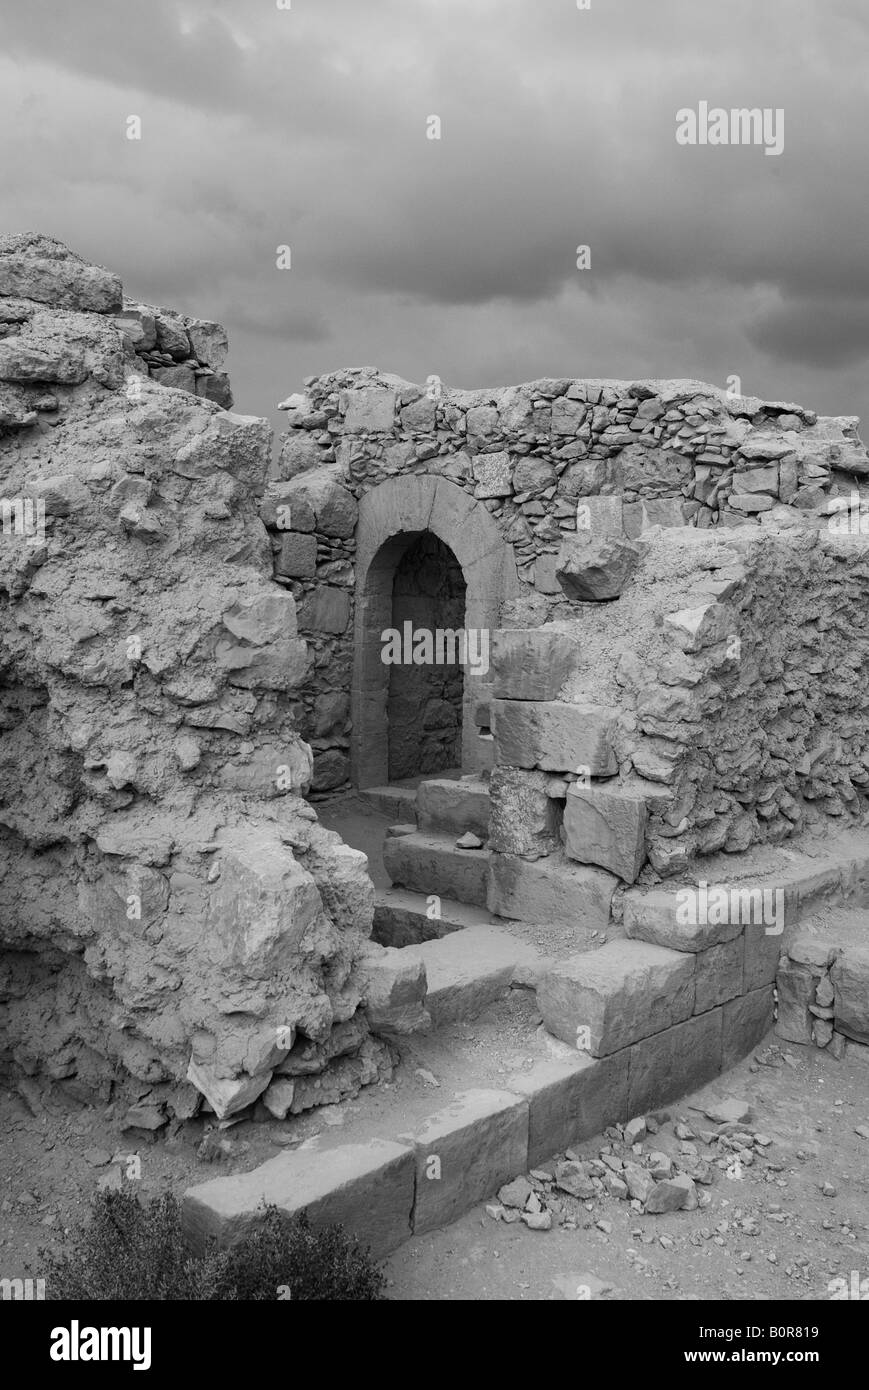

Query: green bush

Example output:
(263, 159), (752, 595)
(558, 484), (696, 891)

(46, 1189), (385, 1301)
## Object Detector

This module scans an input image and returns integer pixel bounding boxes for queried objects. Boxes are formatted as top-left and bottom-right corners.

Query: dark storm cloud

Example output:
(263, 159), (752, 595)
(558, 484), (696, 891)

(0, 0), (866, 431)
(748, 297), (869, 369)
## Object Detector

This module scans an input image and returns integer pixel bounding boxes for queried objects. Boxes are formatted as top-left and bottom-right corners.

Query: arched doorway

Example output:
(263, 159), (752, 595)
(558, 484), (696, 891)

(351, 474), (518, 789)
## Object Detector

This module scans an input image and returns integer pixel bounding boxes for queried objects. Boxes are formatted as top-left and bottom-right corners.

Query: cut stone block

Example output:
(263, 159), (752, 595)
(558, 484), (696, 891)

(472, 451), (512, 498)
(182, 1139), (415, 1259)
(488, 851), (617, 932)
(563, 782), (653, 884)
(343, 387), (396, 433)
(357, 942), (430, 1037)
(623, 886), (758, 952)
(491, 700), (618, 774)
(743, 921), (786, 991)
(298, 585), (351, 635)
(488, 766), (561, 860)
(775, 958), (816, 1045)
(359, 785), (418, 822)
(383, 831), (489, 907)
(831, 947), (869, 1045)
(491, 629), (580, 701)
(694, 936), (744, 1014)
(416, 777), (490, 839)
(737, 464), (779, 494)
(626, 1010), (724, 1116)
(623, 497), (688, 538)
(573, 494), (624, 537)
(722, 986), (775, 1069)
(507, 1051), (630, 1167)
(402, 925), (541, 1026)
(537, 940), (695, 1057)
(411, 1089), (528, 1234)
(556, 532), (639, 601)
(275, 531), (317, 578)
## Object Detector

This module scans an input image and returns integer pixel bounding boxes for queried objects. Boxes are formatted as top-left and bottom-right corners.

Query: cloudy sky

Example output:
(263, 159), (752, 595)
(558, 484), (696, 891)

(1, 0), (867, 440)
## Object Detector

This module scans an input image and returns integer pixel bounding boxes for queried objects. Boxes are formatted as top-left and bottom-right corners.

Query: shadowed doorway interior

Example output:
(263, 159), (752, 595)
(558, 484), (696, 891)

(388, 531), (466, 780)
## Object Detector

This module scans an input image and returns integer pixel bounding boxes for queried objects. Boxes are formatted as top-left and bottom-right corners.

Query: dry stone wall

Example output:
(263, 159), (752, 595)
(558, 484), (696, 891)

(0, 237), (406, 1128)
(271, 368), (869, 882)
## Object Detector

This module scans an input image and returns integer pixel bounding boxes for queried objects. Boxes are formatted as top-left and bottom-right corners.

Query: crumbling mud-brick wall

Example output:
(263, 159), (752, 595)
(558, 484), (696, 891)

(0, 236), (402, 1126)
(268, 368), (869, 808)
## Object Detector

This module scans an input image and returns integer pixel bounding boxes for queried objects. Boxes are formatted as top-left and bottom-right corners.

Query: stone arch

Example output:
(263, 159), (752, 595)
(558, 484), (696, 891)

(351, 474), (518, 788)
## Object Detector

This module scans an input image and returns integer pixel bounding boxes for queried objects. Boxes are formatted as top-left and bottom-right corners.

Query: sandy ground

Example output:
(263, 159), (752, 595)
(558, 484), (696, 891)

(384, 1037), (869, 1301)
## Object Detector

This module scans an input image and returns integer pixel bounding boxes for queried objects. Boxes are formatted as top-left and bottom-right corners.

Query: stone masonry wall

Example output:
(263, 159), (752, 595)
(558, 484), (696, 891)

(486, 524), (869, 908)
(269, 369), (869, 863)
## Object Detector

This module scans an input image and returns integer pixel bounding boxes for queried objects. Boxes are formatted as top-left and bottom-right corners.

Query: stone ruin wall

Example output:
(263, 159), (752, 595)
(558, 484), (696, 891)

(1, 235), (868, 1138)
(0, 236), (403, 1129)
(267, 369), (869, 885)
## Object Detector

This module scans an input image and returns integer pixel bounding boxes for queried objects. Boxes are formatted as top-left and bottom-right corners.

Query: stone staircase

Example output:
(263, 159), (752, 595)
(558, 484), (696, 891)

(364, 775), (495, 938)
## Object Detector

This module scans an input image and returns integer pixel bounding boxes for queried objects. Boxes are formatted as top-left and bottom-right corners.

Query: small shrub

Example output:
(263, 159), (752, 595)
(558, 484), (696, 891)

(214, 1207), (386, 1301)
(45, 1189), (229, 1300)
(45, 1189), (385, 1301)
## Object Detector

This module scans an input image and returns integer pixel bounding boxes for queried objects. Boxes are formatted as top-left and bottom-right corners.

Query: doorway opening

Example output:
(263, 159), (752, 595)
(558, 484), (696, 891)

(388, 531), (466, 781)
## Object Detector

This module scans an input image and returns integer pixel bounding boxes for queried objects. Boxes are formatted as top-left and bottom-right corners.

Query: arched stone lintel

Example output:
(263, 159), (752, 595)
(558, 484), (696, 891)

(351, 474), (516, 787)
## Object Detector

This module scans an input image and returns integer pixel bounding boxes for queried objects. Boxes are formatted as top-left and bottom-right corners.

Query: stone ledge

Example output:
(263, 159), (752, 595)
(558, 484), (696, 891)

(622, 843), (869, 954)
(181, 986), (774, 1263)
(182, 1138), (415, 1260)
(507, 1050), (630, 1167)
(409, 1089), (528, 1234)
(537, 939), (696, 1057)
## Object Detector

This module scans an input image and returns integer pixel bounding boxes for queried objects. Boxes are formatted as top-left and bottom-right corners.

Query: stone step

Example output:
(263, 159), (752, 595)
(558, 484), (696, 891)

(372, 887), (495, 948)
(383, 831), (490, 907)
(416, 776), (490, 839)
(181, 961), (775, 1260)
(400, 924), (545, 1026)
(358, 785), (418, 822)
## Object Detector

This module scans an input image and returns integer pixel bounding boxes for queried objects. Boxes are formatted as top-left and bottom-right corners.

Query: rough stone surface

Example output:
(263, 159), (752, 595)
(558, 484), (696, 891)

(488, 851), (617, 931)
(0, 237), (387, 1120)
(556, 532), (640, 600)
(563, 782), (652, 883)
(694, 936), (744, 1014)
(537, 940), (696, 1056)
(492, 700), (618, 774)
(488, 766), (561, 860)
(358, 942), (430, 1037)
(507, 1051), (630, 1166)
(721, 986), (775, 1069)
(491, 629), (581, 701)
(626, 1009), (724, 1115)
(831, 947), (869, 1045)
(411, 1089), (528, 1234)
(401, 926), (539, 1027)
